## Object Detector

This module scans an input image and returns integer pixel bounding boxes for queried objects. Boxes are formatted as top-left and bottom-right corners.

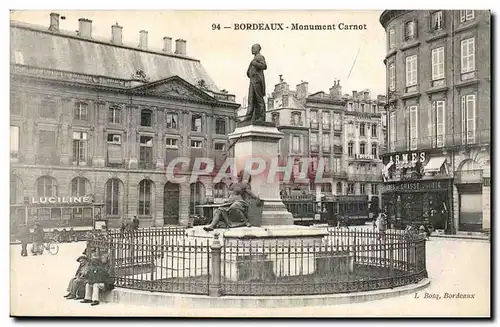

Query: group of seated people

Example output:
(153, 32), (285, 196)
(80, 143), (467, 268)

(53, 228), (79, 243)
(64, 249), (114, 306)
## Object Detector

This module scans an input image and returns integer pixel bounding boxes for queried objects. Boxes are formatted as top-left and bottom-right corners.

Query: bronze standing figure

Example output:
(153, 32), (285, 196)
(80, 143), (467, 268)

(244, 44), (267, 123)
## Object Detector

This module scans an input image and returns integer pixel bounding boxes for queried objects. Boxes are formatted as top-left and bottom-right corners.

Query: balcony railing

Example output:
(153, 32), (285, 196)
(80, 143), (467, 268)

(322, 145), (331, 153)
(455, 169), (483, 184)
(348, 173), (383, 182)
(310, 122), (319, 129)
(322, 123), (331, 130)
(138, 161), (156, 170)
(310, 144), (320, 152)
(383, 130), (491, 154)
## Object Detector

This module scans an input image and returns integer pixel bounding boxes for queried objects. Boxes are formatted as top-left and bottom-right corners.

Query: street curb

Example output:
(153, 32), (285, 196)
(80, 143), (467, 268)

(104, 278), (431, 309)
(431, 235), (490, 241)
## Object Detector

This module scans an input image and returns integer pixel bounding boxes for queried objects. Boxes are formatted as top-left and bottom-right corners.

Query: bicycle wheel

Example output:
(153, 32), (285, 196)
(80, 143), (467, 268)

(47, 241), (59, 255)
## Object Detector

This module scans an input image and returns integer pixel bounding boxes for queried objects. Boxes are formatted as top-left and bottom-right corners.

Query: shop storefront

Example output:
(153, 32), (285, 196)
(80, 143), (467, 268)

(381, 150), (453, 232)
(10, 195), (105, 235)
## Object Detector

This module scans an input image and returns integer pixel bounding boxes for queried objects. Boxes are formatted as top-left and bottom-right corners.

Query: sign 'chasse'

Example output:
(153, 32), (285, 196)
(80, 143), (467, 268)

(30, 196), (93, 205)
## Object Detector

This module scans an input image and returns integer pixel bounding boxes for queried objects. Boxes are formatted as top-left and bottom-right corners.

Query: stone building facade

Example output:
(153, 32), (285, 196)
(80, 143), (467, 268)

(265, 77), (386, 206)
(379, 10), (491, 233)
(10, 14), (239, 230)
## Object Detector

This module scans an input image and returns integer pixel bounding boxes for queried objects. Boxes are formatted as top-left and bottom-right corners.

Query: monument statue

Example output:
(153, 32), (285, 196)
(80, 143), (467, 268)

(243, 44), (267, 123)
(203, 171), (263, 231)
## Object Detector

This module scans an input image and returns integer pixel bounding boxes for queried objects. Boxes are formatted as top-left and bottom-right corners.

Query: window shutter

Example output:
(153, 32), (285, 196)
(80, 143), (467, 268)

(461, 96), (466, 144)
(414, 19), (418, 37)
(460, 10), (466, 22)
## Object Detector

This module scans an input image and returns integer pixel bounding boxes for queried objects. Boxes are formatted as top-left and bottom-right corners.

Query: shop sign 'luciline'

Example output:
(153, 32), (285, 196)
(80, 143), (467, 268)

(30, 196), (93, 205)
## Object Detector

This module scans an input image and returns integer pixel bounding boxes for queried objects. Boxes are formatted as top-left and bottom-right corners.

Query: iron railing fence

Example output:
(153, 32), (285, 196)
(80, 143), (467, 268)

(87, 226), (427, 297)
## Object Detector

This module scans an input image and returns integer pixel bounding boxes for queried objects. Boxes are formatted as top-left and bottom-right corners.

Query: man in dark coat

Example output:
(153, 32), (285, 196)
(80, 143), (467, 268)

(18, 224), (31, 257)
(64, 255), (89, 299)
(132, 216), (139, 230)
(81, 255), (114, 306)
(32, 222), (45, 255)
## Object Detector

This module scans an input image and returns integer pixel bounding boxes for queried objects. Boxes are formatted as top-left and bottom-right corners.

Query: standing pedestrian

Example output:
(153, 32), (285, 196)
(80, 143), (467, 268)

(32, 222), (45, 255)
(18, 224), (31, 257)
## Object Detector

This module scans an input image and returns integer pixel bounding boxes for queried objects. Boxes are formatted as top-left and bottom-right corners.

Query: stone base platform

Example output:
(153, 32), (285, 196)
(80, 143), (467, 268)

(104, 278), (431, 309)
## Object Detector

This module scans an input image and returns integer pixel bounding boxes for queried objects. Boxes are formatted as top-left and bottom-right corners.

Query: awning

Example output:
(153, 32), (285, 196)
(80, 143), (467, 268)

(383, 161), (394, 172)
(107, 144), (122, 165)
(424, 157), (447, 174)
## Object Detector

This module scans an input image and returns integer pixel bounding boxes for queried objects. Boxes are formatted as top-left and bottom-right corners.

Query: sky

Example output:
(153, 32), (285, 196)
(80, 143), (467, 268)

(10, 10), (387, 104)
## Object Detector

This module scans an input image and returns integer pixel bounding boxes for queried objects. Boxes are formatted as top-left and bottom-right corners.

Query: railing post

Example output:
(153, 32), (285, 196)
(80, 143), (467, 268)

(389, 243), (394, 288)
(209, 232), (222, 297)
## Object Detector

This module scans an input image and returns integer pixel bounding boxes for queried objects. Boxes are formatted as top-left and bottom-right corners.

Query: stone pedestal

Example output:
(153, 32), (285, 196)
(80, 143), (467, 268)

(228, 122), (294, 226)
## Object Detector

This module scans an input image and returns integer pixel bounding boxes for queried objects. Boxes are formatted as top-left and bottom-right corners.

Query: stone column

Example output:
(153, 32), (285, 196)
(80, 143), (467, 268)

(24, 95), (38, 164)
(229, 123), (294, 226)
(206, 114), (213, 160)
(156, 107), (165, 170)
(59, 98), (72, 166)
(93, 100), (106, 167)
(154, 181), (164, 227)
(127, 105), (138, 169)
(482, 167), (491, 230)
(179, 182), (190, 226)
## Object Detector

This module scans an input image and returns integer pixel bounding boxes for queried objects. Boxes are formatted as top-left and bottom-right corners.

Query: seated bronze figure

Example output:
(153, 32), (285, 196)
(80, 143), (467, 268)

(203, 171), (263, 231)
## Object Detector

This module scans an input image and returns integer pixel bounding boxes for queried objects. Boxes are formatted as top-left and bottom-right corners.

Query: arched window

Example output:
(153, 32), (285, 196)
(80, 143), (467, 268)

(36, 176), (58, 197)
(336, 182), (343, 195)
(214, 182), (228, 198)
(138, 179), (154, 216)
(105, 178), (122, 216)
(140, 109), (152, 127)
(190, 182), (206, 215)
(70, 177), (91, 197)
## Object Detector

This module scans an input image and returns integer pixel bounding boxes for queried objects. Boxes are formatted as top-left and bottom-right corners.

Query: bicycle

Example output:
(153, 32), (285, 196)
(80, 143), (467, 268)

(32, 238), (59, 255)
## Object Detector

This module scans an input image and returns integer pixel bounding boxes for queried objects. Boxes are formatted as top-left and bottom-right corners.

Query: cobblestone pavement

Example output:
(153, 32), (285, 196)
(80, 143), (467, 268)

(10, 236), (490, 317)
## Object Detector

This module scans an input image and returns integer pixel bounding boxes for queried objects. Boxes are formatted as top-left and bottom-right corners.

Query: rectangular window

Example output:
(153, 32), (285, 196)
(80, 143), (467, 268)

(404, 20), (417, 40)
(460, 10), (474, 22)
(432, 47), (445, 81)
(138, 181), (152, 215)
(292, 112), (301, 126)
(310, 132), (318, 145)
(360, 143), (366, 155)
(310, 110), (318, 123)
(409, 106), (418, 150)
(106, 180), (120, 216)
(38, 130), (57, 164)
(10, 125), (19, 156)
(74, 102), (88, 120)
(347, 183), (355, 195)
(39, 99), (57, 118)
(390, 112), (396, 152)
(461, 95), (476, 144)
(360, 123), (366, 137)
(72, 132), (88, 165)
(108, 106), (121, 124)
(292, 135), (301, 153)
(360, 104), (365, 113)
(215, 118), (226, 134)
(323, 157), (330, 172)
(461, 38), (475, 74)
(214, 142), (225, 151)
(107, 134), (122, 166)
(371, 184), (378, 195)
(348, 143), (354, 157)
(322, 133), (330, 151)
(405, 55), (418, 87)
(372, 104), (377, 113)
(322, 111), (330, 128)
(389, 29), (395, 49)
(432, 100), (446, 148)
(333, 157), (341, 172)
(166, 113), (178, 129)
(360, 184), (366, 195)
(166, 138), (178, 148)
(191, 140), (203, 148)
(371, 124), (377, 137)
(14, 50), (24, 65)
(431, 11), (444, 30)
(139, 136), (154, 168)
(191, 115), (202, 132)
(389, 63), (396, 91)
(347, 103), (353, 111)
(333, 113), (341, 130)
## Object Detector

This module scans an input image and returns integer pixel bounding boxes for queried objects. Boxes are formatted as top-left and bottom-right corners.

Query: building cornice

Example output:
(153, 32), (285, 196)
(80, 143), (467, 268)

(379, 10), (413, 29)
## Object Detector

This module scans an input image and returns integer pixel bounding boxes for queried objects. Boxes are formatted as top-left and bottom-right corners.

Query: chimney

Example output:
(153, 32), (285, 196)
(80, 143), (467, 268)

(163, 37), (172, 53)
(329, 80), (342, 99)
(111, 23), (123, 45)
(296, 81), (309, 100)
(352, 90), (358, 99)
(49, 13), (60, 32)
(78, 18), (92, 38)
(175, 39), (187, 55)
(139, 30), (148, 49)
(363, 90), (370, 100)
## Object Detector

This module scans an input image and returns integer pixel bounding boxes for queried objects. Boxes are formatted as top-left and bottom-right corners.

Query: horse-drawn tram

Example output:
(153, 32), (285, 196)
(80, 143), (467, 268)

(10, 195), (105, 241)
